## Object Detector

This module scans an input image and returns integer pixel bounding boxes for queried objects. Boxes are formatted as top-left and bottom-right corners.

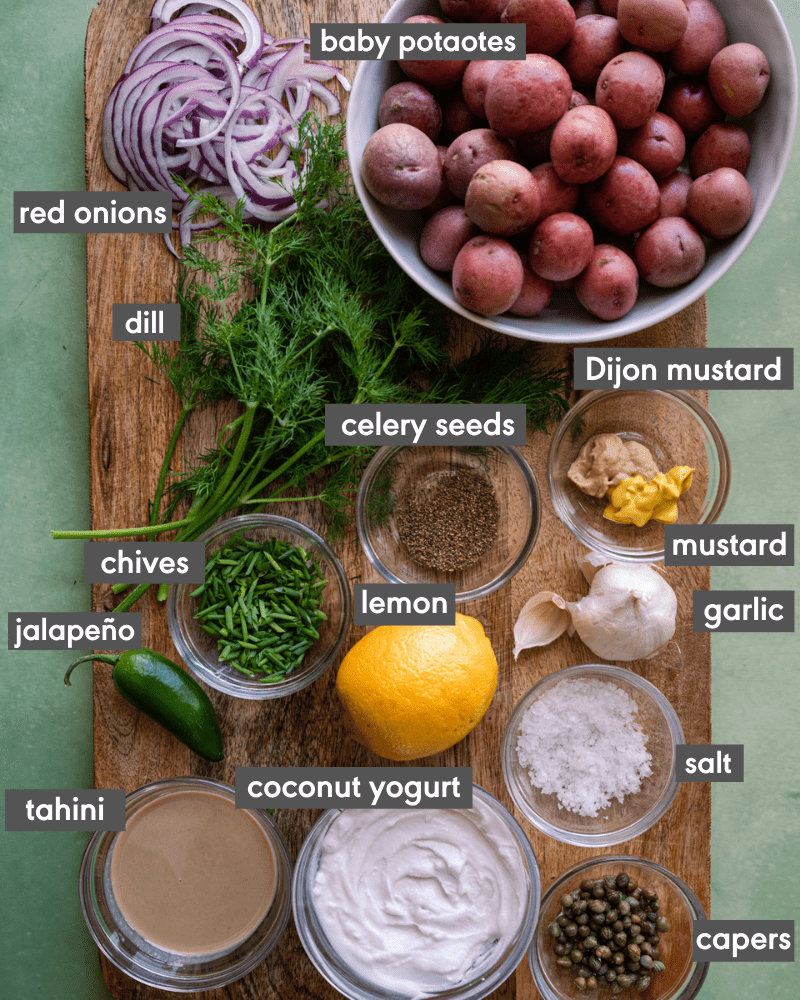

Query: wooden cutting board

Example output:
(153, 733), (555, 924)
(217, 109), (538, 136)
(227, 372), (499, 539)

(84, 3), (711, 998)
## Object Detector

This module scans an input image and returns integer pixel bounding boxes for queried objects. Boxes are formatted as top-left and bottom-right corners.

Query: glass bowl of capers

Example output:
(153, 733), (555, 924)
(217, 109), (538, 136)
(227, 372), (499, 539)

(530, 857), (709, 1000)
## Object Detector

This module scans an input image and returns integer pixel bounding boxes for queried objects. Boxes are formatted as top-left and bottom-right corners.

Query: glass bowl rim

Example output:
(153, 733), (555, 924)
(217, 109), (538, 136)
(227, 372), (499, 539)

(546, 389), (731, 563)
(291, 783), (542, 1000)
(355, 444), (542, 602)
(502, 663), (685, 847)
(529, 853), (709, 1000)
(167, 513), (352, 699)
(78, 776), (293, 992)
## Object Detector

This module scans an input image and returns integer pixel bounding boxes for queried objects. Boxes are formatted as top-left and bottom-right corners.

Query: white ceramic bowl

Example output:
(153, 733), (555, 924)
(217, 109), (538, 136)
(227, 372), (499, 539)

(346, 0), (798, 343)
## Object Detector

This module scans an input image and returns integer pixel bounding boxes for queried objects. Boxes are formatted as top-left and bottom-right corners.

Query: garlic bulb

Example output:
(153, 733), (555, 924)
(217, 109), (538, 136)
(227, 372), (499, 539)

(512, 556), (677, 662)
(513, 592), (570, 660)
(567, 562), (677, 661)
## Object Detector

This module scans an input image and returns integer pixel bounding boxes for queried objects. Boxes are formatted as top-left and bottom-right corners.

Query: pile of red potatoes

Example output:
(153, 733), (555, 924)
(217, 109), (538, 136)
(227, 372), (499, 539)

(360, 0), (770, 319)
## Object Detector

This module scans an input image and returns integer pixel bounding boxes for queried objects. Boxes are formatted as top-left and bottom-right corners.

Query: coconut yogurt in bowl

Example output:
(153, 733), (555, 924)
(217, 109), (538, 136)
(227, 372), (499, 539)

(292, 784), (540, 1000)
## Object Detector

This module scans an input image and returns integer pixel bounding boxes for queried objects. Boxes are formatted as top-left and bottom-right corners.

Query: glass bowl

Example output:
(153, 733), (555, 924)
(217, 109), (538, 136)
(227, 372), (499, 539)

(346, 0), (797, 343)
(547, 390), (730, 562)
(530, 856), (709, 1000)
(502, 664), (684, 847)
(355, 445), (541, 602)
(292, 785), (541, 1000)
(168, 514), (351, 699)
(78, 777), (293, 992)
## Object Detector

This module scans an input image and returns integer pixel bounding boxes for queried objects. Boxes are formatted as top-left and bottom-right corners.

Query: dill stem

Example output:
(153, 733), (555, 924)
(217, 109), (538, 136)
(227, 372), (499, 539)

(243, 427), (327, 500)
(151, 403), (195, 528)
(193, 401), (257, 519)
(51, 518), (192, 540)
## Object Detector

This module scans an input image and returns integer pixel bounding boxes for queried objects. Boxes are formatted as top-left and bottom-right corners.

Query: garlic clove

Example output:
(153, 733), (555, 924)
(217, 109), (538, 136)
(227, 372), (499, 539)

(513, 592), (571, 660)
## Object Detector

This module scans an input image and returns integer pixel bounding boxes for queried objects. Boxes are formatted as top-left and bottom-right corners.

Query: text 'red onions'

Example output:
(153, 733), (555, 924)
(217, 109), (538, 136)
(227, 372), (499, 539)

(102, 0), (349, 251)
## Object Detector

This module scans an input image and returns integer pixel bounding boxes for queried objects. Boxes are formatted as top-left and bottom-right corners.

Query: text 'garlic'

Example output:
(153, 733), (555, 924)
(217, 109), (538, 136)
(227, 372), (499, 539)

(513, 556), (677, 662)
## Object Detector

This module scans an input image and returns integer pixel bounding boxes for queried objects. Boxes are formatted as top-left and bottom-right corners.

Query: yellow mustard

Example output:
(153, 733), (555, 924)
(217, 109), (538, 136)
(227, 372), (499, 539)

(604, 466), (695, 527)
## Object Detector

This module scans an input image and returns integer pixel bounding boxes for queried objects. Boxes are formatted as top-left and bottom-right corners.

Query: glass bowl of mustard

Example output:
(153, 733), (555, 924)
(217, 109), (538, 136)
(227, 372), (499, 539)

(356, 445), (541, 602)
(78, 777), (293, 991)
(547, 390), (731, 563)
(530, 855), (709, 1000)
(292, 784), (541, 1000)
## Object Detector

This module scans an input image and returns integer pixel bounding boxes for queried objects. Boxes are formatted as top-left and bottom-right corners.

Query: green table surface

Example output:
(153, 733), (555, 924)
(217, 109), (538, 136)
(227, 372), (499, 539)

(1, 1), (798, 997)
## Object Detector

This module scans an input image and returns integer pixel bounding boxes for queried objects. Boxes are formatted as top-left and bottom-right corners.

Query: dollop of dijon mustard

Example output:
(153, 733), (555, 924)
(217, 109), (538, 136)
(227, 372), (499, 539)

(604, 466), (695, 527)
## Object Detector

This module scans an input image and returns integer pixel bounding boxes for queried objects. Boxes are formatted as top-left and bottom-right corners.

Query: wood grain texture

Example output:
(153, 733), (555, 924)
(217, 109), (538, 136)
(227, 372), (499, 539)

(84, 3), (711, 998)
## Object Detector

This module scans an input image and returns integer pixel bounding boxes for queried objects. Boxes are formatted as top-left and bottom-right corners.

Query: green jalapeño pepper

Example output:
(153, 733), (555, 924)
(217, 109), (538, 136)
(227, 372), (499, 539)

(64, 648), (224, 762)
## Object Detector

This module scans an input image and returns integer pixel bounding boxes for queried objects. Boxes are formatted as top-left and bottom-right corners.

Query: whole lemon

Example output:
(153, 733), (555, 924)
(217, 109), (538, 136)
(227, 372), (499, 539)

(335, 613), (498, 761)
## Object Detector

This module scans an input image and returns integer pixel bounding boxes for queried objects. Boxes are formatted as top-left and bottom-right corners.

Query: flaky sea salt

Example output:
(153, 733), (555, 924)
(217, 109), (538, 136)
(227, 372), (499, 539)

(515, 678), (652, 818)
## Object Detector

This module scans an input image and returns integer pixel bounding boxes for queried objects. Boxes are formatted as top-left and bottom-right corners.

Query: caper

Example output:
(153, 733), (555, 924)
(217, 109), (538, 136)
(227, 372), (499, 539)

(548, 921), (562, 938)
(613, 952), (625, 966)
(604, 875), (618, 890)
(571, 949), (584, 964)
(606, 970), (617, 983)
(613, 921), (624, 933)
(554, 944), (567, 956)
(617, 975), (634, 988)
(631, 887), (642, 900)
(593, 914), (607, 926)
(573, 899), (589, 915)
(650, 899), (660, 912)
(618, 900), (631, 916)
(627, 879), (638, 892)
(577, 966), (591, 979)
(641, 888), (657, 901)
(561, 894), (575, 910)
(652, 961), (666, 974)
(629, 900), (641, 913)
(565, 923), (579, 938)
(586, 977), (598, 992)
(656, 917), (670, 933)
(581, 879), (595, 891)
(606, 908), (619, 923)
(616, 874), (630, 890)
(557, 914), (569, 927)
(631, 913), (642, 924)
(614, 932), (627, 947)
(639, 954), (654, 970)
(596, 945), (612, 961)
(627, 961), (641, 973)
(577, 914), (590, 925)
(556, 957), (573, 968)
(640, 942), (653, 956)
(593, 884), (606, 899)
(584, 935), (599, 950)
(650, 934), (660, 945)
(579, 926), (592, 938)
(636, 976), (651, 992)
(575, 977), (587, 992)
(589, 900), (607, 914)
(600, 927), (614, 941)
(634, 935), (645, 946)
(607, 891), (621, 906)
(652, 947), (661, 959)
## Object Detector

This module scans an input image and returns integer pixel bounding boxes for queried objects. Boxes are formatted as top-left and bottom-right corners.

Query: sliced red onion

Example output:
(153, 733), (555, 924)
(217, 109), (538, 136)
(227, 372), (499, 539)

(103, 0), (347, 249)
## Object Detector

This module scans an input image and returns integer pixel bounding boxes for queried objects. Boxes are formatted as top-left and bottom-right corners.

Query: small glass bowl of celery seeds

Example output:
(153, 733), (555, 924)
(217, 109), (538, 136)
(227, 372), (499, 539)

(168, 515), (351, 699)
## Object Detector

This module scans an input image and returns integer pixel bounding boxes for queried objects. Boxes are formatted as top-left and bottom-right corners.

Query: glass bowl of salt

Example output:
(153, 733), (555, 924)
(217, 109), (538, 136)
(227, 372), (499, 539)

(502, 663), (683, 847)
(355, 445), (541, 603)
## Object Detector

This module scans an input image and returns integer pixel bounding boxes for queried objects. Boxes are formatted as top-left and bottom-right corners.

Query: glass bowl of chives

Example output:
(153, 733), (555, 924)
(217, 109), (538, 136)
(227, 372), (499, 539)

(168, 515), (352, 699)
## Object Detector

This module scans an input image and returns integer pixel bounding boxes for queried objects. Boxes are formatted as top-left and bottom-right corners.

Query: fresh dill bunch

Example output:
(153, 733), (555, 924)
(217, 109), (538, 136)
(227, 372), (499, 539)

(55, 115), (571, 612)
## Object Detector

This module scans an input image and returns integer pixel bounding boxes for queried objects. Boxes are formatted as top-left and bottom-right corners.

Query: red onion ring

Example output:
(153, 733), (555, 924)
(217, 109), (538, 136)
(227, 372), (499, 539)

(103, 0), (348, 254)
